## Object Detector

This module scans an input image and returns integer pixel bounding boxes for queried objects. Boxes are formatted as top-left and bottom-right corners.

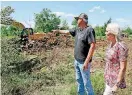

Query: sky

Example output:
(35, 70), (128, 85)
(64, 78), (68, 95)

(1, 1), (132, 29)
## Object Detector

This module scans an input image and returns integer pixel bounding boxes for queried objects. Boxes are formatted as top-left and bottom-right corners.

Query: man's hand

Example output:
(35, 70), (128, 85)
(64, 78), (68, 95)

(83, 62), (89, 70)
(52, 30), (69, 34)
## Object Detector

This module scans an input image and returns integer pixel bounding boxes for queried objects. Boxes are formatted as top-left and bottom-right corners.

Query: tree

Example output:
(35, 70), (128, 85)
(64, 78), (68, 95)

(104, 18), (112, 29)
(60, 19), (69, 30)
(102, 18), (112, 36)
(123, 27), (132, 35)
(34, 8), (61, 33)
(71, 19), (77, 28)
(106, 18), (112, 25)
(94, 25), (104, 39)
(0, 6), (14, 25)
(1, 25), (21, 36)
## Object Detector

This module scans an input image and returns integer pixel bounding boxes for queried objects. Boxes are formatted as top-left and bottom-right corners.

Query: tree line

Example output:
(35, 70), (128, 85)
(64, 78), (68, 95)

(1, 6), (132, 37)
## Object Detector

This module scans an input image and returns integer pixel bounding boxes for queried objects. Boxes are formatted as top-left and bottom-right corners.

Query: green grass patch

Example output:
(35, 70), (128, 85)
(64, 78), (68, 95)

(91, 70), (105, 95)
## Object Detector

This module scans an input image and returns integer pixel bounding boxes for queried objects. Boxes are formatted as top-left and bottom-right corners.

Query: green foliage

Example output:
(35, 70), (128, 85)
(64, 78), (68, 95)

(91, 71), (105, 95)
(70, 84), (77, 95)
(34, 8), (61, 33)
(122, 27), (132, 35)
(0, 6), (14, 25)
(1, 37), (24, 94)
(1, 37), (23, 74)
(71, 19), (77, 28)
(1, 25), (22, 36)
(1, 37), (44, 95)
(60, 19), (69, 30)
(94, 18), (112, 38)
(94, 26), (104, 37)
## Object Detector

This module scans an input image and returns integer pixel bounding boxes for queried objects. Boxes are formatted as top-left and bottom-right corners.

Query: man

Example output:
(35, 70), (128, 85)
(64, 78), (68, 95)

(53, 13), (96, 95)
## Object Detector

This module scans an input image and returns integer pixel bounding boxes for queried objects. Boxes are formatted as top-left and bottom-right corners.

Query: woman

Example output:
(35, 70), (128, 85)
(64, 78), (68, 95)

(103, 23), (128, 95)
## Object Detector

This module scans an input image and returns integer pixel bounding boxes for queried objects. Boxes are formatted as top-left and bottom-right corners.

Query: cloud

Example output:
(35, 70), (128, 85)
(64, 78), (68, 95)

(65, 14), (75, 17)
(89, 9), (94, 12)
(91, 24), (97, 28)
(89, 6), (106, 13)
(89, 6), (100, 12)
(53, 12), (65, 16)
(113, 18), (132, 29)
(115, 18), (129, 23)
(53, 12), (75, 17)
(100, 9), (106, 13)
(91, 24), (104, 28)
(53, 12), (77, 28)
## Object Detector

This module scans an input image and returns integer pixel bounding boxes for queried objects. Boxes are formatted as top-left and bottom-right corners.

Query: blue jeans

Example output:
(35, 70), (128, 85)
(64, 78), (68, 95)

(74, 59), (94, 95)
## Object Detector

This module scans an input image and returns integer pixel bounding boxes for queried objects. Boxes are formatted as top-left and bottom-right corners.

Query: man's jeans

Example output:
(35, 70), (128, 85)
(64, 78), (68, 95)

(74, 59), (94, 95)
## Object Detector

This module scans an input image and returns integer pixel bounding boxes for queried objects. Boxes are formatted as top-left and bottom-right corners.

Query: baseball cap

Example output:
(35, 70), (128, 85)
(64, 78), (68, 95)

(74, 13), (88, 23)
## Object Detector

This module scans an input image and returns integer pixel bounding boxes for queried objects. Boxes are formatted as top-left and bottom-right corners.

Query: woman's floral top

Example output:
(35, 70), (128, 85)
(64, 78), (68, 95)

(104, 42), (128, 88)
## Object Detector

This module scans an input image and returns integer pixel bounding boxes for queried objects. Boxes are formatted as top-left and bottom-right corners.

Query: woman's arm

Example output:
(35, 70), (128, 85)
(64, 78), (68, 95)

(112, 60), (127, 92)
(117, 60), (127, 83)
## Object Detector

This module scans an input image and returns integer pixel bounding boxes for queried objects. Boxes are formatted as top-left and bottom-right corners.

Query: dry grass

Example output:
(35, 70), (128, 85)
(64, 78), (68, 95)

(2, 36), (132, 95)
(30, 38), (132, 95)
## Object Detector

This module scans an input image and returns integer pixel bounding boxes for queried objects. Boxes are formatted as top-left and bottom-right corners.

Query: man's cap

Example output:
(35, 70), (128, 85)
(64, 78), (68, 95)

(74, 13), (88, 21)
(74, 13), (88, 23)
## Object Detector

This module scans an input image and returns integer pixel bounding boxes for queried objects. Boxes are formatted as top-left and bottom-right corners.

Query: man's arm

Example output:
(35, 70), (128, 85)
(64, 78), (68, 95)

(52, 30), (70, 35)
(83, 27), (96, 70)
(83, 42), (96, 70)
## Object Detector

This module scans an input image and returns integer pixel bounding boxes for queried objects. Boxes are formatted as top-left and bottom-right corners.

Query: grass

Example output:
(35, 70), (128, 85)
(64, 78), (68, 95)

(1, 37), (132, 95)
(91, 70), (105, 95)
(96, 36), (106, 40)
(128, 35), (132, 40)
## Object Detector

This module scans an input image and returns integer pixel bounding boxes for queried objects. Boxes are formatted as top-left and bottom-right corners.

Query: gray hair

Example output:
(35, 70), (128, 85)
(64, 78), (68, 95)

(106, 23), (122, 42)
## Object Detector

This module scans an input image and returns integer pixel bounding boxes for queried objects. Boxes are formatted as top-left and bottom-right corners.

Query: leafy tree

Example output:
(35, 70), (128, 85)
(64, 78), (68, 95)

(1, 25), (8, 36)
(94, 25), (104, 39)
(94, 18), (112, 39)
(34, 8), (61, 33)
(103, 18), (112, 35)
(0, 6), (14, 25)
(122, 27), (132, 35)
(60, 19), (69, 30)
(71, 19), (77, 28)
(1, 25), (20, 36)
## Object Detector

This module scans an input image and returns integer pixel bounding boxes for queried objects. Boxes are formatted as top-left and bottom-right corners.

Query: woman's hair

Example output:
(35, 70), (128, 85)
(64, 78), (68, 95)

(106, 23), (122, 42)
